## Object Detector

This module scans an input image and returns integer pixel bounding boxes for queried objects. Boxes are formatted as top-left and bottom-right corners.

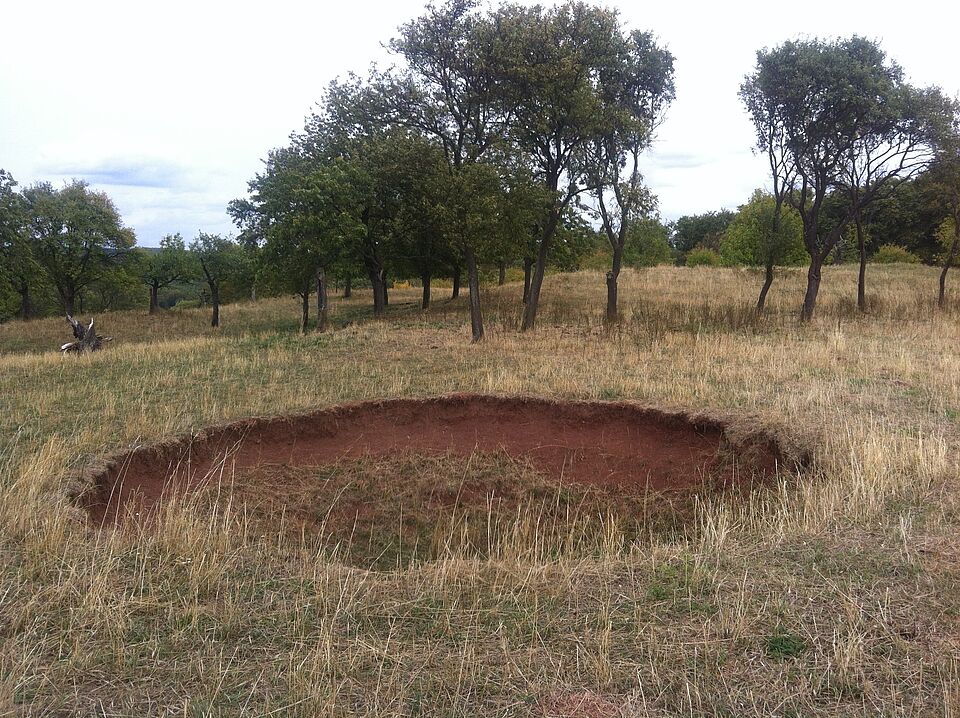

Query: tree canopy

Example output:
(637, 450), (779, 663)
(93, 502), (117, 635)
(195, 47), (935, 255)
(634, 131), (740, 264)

(21, 180), (135, 315)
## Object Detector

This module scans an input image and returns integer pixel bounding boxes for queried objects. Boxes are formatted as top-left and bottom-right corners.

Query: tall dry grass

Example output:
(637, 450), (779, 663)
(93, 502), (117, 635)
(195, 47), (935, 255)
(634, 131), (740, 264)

(0, 265), (958, 715)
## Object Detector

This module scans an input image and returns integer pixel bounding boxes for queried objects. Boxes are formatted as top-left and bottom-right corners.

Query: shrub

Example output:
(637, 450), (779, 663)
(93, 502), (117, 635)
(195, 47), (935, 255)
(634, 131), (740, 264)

(685, 247), (722, 267)
(718, 190), (806, 267)
(871, 244), (920, 264)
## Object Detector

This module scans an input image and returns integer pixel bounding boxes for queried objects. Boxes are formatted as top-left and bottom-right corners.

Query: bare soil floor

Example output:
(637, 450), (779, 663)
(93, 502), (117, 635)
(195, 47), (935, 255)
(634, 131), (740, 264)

(76, 394), (797, 552)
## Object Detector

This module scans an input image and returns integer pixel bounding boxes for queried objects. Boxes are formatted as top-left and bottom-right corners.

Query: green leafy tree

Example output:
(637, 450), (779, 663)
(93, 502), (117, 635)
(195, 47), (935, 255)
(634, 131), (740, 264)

(624, 218), (672, 267)
(871, 244), (920, 264)
(864, 178), (946, 261)
(90, 260), (142, 312)
(372, 0), (509, 341)
(227, 198), (271, 302)
(669, 211), (735, 254)
(139, 233), (194, 314)
(233, 145), (356, 333)
(380, 133), (458, 310)
(21, 180), (135, 314)
(489, 165), (548, 293)
(719, 190), (806, 311)
(685, 247), (722, 267)
(0, 169), (40, 319)
(189, 233), (242, 327)
(491, 2), (672, 331)
(299, 91), (406, 320)
(546, 211), (597, 271)
(587, 27), (675, 322)
(927, 142), (960, 307)
(838, 84), (957, 310)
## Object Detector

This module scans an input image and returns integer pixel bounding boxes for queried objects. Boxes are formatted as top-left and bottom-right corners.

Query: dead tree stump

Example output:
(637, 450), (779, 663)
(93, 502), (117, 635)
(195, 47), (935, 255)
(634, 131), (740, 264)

(60, 315), (112, 354)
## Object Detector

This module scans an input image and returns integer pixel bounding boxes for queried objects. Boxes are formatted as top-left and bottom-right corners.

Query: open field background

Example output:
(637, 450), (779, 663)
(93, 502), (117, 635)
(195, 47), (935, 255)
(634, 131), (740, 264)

(1, 265), (959, 716)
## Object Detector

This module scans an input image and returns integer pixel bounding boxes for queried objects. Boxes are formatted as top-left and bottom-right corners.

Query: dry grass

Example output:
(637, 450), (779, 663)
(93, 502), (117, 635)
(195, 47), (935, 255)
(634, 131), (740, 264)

(1, 264), (958, 716)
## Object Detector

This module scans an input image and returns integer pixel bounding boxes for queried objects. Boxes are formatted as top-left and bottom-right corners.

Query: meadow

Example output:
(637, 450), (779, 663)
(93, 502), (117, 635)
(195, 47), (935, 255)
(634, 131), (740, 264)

(0, 264), (958, 716)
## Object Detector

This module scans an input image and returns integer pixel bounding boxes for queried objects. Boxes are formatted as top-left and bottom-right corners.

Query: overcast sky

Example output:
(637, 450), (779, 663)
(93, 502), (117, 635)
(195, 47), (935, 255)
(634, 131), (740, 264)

(2, 0), (957, 246)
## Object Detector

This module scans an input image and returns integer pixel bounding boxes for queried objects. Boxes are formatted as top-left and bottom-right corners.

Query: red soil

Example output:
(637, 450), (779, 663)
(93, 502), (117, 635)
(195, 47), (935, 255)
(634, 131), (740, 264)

(73, 394), (799, 526)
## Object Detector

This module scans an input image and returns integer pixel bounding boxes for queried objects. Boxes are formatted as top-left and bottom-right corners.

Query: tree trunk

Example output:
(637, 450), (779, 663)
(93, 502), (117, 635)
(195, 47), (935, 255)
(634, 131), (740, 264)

(383, 272), (389, 306)
(210, 283), (220, 328)
(316, 267), (328, 332)
(522, 257), (533, 304)
(343, 275), (352, 298)
(856, 214), (867, 312)
(800, 255), (823, 322)
(521, 210), (561, 332)
(605, 246), (623, 324)
(757, 259), (774, 313)
(498, 262), (506, 286)
(149, 284), (160, 315)
(250, 283), (257, 302)
(17, 283), (30, 320)
(421, 273), (431, 310)
(464, 246), (484, 342)
(369, 268), (386, 316)
(451, 266), (461, 299)
(939, 231), (960, 308)
(299, 289), (310, 334)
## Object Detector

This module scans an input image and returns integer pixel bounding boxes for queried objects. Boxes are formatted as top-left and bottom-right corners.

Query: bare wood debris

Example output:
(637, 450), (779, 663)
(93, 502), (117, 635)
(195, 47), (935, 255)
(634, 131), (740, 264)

(60, 315), (112, 354)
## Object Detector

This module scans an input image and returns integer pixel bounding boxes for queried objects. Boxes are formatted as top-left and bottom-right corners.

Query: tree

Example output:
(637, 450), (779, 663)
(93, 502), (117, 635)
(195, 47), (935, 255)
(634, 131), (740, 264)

(233, 144), (355, 333)
(0, 170), (37, 319)
(719, 190), (806, 311)
(189, 233), (241, 327)
(90, 259), (142, 312)
(375, 0), (508, 341)
(864, 178), (944, 262)
(491, 3), (671, 331)
(926, 143), (960, 307)
(669, 212), (734, 254)
(21, 180), (135, 314)
(373, 132), (454, 311)
(685, 247), (722, 267)
(228, 198), (270, 302)
(587, 28), (675, 322)
(299, 90), (405, 321)
(741, 37), (926, 320)
(837, 83), (957, 311)
(937, 218), (959, 306)
(623, 218), (672, 267)
(139, 233), (193, 314)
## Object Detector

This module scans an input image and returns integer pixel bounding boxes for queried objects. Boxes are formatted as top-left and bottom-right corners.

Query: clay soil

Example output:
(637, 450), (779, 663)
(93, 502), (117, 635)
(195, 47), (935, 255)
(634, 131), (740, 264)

(74, 394), (799, 553)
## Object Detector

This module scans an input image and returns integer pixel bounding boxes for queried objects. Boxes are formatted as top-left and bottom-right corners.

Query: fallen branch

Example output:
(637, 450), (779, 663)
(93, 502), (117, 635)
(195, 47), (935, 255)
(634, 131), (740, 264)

(60, 315), (113, 354)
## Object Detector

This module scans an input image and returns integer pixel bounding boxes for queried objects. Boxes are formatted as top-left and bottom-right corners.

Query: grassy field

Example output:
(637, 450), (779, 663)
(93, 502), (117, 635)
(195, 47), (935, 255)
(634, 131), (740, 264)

(1, 264), (958, 716)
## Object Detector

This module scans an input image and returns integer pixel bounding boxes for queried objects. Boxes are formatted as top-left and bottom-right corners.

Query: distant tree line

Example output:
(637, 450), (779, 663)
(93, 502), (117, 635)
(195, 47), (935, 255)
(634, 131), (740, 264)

(0, 164), (674, 327)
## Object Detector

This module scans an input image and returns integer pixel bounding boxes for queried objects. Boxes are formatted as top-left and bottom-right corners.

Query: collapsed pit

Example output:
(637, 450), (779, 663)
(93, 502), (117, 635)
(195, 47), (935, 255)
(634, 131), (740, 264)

(73, 394), (804, 561)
